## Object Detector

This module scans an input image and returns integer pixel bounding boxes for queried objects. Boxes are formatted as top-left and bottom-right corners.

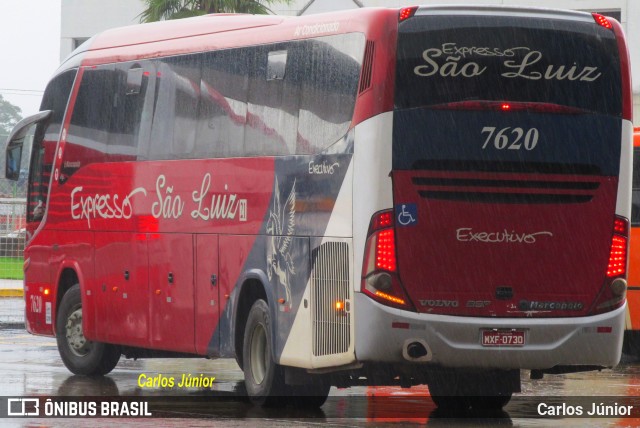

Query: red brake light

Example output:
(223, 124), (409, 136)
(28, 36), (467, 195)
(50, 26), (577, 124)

(593, 13), (613, 30)
(430, 101), (586, 114)
(399, 6), (418, 22)
(607, 235), (627, 277)
(375, 229), (396, 272)
(607, 217), (629, 278)
(372, 211), (393, 231)
(613, 217), (628, 235)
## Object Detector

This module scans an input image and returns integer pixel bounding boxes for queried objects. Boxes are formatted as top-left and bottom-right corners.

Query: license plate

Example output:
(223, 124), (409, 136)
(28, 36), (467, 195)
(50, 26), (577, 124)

(481, 329), (525, 347)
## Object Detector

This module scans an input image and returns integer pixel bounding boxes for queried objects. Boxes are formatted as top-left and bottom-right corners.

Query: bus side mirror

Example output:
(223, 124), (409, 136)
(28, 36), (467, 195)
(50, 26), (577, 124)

(4, 110), (52, 180)
(5, 144), (22, 180)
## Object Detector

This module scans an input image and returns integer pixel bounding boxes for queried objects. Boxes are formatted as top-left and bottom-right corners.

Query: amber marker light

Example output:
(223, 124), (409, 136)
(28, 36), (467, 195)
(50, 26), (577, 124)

(374, 290), (406, 306)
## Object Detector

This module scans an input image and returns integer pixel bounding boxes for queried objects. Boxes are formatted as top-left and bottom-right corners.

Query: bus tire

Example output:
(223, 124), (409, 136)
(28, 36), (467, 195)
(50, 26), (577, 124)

(429, 369), (514, 411)
(242, 299), (287, 407)
(55, 284), (120, 376)
(430, 393), (512, 412)
(290, 382), (331, 408)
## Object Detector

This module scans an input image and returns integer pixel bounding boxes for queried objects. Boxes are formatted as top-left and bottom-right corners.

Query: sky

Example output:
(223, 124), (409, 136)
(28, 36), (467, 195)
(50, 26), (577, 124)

(0, 0), (61, 118)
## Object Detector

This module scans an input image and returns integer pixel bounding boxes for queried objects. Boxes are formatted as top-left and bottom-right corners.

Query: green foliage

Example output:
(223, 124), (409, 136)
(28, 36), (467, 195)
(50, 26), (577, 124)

(0, 95), (22, 136)
(0, 257), (23, 280)
(139, 0), (293, 22)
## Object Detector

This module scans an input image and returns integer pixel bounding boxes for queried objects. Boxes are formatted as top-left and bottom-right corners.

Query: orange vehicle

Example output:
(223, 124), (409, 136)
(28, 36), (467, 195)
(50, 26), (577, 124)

(625, 127), (640, 353)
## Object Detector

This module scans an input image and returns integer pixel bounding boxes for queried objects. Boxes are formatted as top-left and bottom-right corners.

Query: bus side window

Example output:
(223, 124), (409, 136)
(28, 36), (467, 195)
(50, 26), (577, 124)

(109, 63), (154, 161)
(64, 65), (114, 180)
(149, 55), (201, 160)
(246, 44), (299, 157)
(197, 48), (249, 159)
(297, 34), (364, 154)
(28, 69), (76, 223)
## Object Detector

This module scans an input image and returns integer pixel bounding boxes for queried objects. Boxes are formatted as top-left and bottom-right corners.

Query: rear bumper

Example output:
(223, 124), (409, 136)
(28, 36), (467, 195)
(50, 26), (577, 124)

(354, 293), (625, 369)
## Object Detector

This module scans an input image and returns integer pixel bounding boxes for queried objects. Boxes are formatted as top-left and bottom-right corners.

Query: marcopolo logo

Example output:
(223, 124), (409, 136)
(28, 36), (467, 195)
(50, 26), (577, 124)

(519, 300), (584, 311)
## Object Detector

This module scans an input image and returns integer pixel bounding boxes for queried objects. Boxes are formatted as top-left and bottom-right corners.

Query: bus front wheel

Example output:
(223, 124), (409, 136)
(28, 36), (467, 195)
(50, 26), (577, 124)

(242, 299), (286, 407)
(55, 284), (120, 376)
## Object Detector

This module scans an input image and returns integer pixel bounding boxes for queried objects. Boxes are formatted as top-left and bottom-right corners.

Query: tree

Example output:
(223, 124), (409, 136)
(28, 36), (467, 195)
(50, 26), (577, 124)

(0, 95), (22, 137)
(139, 0), (293, 22)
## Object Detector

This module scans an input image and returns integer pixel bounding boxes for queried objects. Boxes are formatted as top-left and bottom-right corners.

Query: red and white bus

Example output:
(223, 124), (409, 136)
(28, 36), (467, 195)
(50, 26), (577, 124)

(4, 6), (633, 410)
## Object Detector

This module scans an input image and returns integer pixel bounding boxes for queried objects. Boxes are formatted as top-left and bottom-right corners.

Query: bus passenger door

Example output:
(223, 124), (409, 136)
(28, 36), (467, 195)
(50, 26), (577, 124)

(94, 232), (149, 347)
(195, 235), (219, 355)
(149, 234), (195, 353)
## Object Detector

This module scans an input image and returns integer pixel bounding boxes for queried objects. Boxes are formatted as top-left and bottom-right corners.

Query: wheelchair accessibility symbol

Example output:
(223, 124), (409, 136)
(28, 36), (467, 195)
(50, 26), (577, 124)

(396, 203), (417, 226)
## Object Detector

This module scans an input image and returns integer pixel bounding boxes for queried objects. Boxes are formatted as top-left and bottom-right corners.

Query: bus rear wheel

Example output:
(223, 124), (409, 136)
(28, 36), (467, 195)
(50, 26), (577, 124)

(430, 393), (512, 412)
(428, 369), (515, 411)
(55, 284), (120, 376)
(242, 299), (287, 407)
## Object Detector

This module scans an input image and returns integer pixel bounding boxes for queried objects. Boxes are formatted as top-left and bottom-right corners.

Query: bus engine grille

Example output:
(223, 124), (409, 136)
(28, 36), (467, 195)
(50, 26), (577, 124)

(311, 241), (351, 357)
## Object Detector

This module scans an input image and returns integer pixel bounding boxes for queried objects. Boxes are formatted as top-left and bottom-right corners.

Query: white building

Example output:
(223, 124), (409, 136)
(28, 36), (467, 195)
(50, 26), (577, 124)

(60, 0), (640, 124)
(60, 0), (147, 61)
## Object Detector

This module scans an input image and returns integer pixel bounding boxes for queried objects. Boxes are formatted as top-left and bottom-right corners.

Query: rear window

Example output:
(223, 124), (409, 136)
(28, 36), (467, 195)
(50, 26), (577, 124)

(396, 13), (622, 116)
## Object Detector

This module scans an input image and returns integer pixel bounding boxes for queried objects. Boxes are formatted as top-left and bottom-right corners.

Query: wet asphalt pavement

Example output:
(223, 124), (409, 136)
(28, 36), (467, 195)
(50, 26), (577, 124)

(2, 297), (640, 427)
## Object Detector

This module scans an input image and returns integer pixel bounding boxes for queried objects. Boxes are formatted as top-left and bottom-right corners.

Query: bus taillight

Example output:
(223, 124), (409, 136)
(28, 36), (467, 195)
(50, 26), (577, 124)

(607, 217), (629, 278)
(375, 229), (396, 272)
(399, 7), (418, 22)
(592, 13), (613, 30)
(592, 216), (629, 314)
(362, 210), (415, 311)
(607, 236), (627, 278)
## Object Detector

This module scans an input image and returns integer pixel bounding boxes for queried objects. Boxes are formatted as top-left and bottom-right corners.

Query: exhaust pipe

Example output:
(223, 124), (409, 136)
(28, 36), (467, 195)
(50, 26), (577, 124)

(402, 339), (432, 362)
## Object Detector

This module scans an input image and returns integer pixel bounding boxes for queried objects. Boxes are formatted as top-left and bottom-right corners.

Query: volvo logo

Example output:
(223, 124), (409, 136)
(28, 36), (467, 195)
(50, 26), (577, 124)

(419, 300), (459, 308)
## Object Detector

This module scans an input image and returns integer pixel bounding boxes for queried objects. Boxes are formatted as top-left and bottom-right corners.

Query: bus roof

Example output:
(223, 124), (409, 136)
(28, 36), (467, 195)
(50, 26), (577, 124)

(60, 8), (396, 69)
(90, 14), (285, 51)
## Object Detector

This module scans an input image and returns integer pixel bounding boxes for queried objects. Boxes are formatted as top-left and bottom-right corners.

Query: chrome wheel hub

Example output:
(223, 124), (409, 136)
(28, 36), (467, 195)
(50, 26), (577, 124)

(250, 323), (267, 385)
(66, 308), (90, 357)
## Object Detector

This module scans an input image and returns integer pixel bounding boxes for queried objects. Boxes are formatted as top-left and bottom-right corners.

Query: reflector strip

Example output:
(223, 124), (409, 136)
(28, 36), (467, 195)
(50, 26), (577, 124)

(392, 322), (410, 329)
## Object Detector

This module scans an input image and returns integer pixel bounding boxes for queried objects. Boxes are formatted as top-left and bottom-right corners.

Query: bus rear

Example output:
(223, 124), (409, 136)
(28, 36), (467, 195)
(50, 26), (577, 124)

(356, 6), (632, 380)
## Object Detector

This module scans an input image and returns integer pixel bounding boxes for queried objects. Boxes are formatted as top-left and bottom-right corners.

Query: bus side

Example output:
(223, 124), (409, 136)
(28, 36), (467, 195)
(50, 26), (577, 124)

(19, 9), (397, 376)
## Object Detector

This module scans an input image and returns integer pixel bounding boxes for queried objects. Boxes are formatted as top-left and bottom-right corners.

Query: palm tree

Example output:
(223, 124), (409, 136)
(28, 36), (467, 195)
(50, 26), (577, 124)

(139, 0), (294, 22)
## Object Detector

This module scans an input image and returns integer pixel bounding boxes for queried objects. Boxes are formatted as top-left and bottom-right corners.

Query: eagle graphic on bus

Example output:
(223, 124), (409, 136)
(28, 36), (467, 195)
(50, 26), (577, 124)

(266, 178), (296, 310)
